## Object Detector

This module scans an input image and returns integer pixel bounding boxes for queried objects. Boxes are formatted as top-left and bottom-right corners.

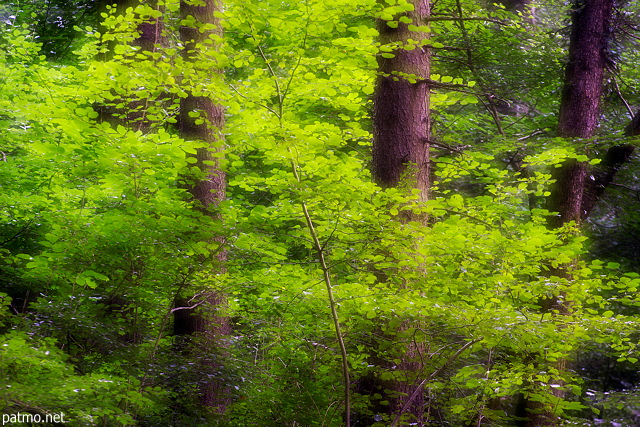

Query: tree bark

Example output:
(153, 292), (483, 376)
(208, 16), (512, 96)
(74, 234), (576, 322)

(92, 1), (166, 347)
(372, 0), (431, 203)
(557, 0), (612, 140)
(547, 0), (614, 227)
(95, 0), (167, 131)
(365, 1), (431, 424)
(173, 0), (230, 412)
(525, 1), (614, 425)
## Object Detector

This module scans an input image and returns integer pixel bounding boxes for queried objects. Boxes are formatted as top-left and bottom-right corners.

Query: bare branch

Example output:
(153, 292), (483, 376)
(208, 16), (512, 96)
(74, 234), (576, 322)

(612, 75), (634, 119)
(426, 16), (507, 25)
(170, 300), (205, 313)
(391, 338), (481, 427)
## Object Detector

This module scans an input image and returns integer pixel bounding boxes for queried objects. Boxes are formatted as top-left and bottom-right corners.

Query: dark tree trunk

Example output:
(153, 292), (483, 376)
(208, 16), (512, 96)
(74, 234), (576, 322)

(134, 7), (167, 54)
(173, 0), (230, 412)
(179, 96), (226, 208)
(547, 159), (589, 229)
(581, 144), (635, 218)
(95, 0), (167, 131)
(129, 2), (168, 132)
(501, 0), (531, 13)
(372, 0), (431, 203)
(624, 109), (640, 136)
(365, 1), (431, 425)
(93, 1), (166, 347)
(557, 0), (613, 140)
(526, 1), (614, 425)
(547, 0), (613, 227)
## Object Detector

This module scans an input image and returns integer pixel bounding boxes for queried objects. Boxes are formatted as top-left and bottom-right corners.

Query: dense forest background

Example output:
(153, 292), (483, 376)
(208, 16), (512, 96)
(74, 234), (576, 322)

(1, 0), (640, 425)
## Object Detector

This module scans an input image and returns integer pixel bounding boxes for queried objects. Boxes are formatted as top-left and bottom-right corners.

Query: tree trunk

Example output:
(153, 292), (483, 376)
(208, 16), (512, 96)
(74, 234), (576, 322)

(93, 1), (166, 347)
(372, 0), (431, 203)
(173, 0), (230, 413)
(525, 1), (614, 425)
(129, 1), (168, 132)
(548, 0), (613, 225)
(501, 0), (531, 13)
(557, 0), (612, 140)
(366, 1), (431, 424)
(95, 0), (167, 131)
(581, 144), (635, 219)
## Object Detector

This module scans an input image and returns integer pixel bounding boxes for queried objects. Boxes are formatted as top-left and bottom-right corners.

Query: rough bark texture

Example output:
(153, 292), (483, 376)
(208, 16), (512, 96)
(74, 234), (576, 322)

(527, 1), (614, 425)
(372, 0), (431, 202)
(134, 9), (166, 54)
(548, 0), (613, 228)
(388, 335), (426, 425)
(179, 96), (226, 208)
(547, 159), (589, 229)
(173, 0), (230, 412)
(548, 0), (613, 229)
(365, 1), (431, 425)
(96, 0), (167, 131)
(557, 0), (612, 139)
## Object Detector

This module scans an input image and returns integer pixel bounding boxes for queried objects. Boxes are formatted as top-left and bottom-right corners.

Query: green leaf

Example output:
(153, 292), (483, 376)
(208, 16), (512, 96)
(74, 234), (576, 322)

(448, 194), (464, 208)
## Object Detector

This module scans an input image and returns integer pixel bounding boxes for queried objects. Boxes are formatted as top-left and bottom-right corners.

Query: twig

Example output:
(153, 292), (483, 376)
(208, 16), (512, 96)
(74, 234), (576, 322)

(170, 301), (205, 313)
(452, 0), (504, 136)
(430, 141), (469, 153)
(415, 78), (479, 95)
(517, 129), (545, 141)
(0, 217), (37, 246)
(252, 6), (351, 421)
(425, 16), (507, 25)
(391, 338), (481, 427)
(609, 182), (640, 193)
(229, 84), (280, 118)
(612, 75), (634, 119)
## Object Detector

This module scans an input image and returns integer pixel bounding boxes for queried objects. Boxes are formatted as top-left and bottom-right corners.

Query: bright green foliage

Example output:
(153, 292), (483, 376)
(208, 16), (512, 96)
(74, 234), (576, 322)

(0, 329), (162, 425)
(0, 5), (225, 424)
(0, 0), (639, 425)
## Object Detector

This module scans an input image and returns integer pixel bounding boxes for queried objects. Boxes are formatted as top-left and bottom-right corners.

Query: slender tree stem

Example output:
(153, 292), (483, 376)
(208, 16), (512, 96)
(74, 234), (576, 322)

(253, 19), (351, 422)
(291, 157), (351, 426)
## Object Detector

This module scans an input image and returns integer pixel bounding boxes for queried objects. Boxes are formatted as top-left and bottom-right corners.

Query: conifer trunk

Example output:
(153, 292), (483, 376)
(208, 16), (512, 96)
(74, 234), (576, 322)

(367, 0), (431, 424)
(173, 0), (230, 412)
(525, 0), (613, 425)
(372, 0), (431, 202)
(546, 0), (613, 226)
(94, 1), (166, 346)
(547, 0), (613, 238)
